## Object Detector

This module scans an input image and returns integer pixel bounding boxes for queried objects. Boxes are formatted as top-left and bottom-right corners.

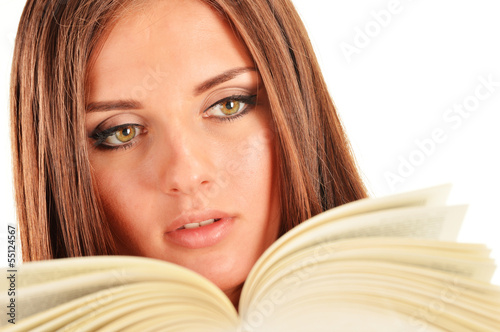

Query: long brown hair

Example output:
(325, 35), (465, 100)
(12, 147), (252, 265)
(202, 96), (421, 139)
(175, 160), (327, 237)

(11, 0), (367, 262)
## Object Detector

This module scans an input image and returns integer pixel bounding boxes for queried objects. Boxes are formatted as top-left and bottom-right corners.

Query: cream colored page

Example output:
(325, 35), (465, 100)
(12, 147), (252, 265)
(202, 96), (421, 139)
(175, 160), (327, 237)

(56, 284), (233, 332)
(242, 204), (467, 308)
(252, 238), (495, 297)
(0, 256), (236, 327)
(7, 255), (179, 288)
(245, 238), (497, 314)
(5, 282), (236, 332)
(243, 184), (453, 304)
(242, 261), (500, 332)
(255, 184), (452, 264)
(274, 204), (466, 267)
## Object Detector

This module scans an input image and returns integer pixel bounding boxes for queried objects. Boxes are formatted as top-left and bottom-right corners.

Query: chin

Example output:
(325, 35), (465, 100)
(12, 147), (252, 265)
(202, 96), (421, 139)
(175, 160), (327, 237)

(184, 257), (249, 293)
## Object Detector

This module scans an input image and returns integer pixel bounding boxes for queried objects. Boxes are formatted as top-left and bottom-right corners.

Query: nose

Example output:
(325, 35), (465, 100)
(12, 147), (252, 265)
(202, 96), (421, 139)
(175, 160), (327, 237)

(156, 126), (216, 197)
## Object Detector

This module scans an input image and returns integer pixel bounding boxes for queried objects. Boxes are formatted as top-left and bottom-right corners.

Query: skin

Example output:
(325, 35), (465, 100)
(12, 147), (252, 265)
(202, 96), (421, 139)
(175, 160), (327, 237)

(85, 0), (281, 306)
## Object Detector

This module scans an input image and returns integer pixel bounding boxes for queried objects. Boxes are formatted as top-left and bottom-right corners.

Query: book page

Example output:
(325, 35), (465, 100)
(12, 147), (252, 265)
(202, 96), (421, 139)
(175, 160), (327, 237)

(257, 184), (452, 266)
(0, 256), (237, 327)
(242, 204), (467, 307)
(243, 184), (453, 301)
(248, 238), (496, 306)
(256, 238), (495, 289)
(6, 282), (236, 332)
(10, 255), (183, 288)
(240, 260), (500, 332)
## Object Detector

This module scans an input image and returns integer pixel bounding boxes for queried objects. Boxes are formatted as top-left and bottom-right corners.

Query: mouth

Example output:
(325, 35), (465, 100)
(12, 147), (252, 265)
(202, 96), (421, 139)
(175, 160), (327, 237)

(165, 215), (235, 249)
(176, 218), (222, 230)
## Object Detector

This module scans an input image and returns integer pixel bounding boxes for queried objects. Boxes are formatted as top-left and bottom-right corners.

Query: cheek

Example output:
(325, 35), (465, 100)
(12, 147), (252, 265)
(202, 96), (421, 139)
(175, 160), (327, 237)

(90, 157), (154, 235)
(217, 126), (276, 201)
(224, 129), (280, 252)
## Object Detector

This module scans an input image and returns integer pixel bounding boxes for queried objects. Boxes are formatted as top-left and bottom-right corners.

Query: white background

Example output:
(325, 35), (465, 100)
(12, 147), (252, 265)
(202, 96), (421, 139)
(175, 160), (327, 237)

(1, 1), (499, 284)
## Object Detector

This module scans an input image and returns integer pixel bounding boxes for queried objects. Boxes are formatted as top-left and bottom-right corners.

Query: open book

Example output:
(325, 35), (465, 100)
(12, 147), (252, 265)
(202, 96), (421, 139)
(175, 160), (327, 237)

(2, 185), (499, 331)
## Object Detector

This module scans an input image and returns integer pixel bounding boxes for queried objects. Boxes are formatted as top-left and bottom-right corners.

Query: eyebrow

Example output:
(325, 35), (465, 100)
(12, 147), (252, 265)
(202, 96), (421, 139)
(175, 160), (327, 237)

(86, 100), (143, 113)
(86, 67), (257, 112)
(194, 66), (257, 95)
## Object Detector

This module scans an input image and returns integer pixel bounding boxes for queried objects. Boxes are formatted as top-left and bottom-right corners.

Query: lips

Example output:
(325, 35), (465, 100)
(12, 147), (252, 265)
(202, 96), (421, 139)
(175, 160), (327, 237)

(177, 218), (222, 230)
(165, 212), (235, 249)
(166, 210), (232, 233)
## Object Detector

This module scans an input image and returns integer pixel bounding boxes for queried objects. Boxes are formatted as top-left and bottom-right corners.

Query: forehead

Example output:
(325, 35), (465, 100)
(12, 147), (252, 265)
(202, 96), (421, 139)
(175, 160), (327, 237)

(87, 0), (254, 101)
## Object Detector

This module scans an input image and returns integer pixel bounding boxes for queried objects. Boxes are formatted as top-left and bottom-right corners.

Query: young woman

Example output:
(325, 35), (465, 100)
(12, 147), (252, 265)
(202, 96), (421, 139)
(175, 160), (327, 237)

(11, 0), (367, 305)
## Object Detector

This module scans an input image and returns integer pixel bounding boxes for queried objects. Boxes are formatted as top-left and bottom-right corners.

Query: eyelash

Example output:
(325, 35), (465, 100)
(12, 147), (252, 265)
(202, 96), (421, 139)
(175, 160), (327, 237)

(90, 123), (144, 151)
(204, 94), (257, 122)
(89, 94), (258, 151)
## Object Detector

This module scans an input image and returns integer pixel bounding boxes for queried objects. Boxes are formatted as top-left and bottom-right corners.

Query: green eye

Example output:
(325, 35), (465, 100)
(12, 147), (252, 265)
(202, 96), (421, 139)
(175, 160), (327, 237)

(204, 94), (257, 121)
(105, 125), (140, 146)
(219, 100), (241, 115)
(112, 126), (136, 143)
(91, 124), (144, 150)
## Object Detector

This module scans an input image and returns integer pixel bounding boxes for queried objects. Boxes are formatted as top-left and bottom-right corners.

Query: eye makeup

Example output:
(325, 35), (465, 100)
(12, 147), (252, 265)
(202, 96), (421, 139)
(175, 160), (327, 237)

(89, 123), (145, 150)
(203, 94), (257, 122)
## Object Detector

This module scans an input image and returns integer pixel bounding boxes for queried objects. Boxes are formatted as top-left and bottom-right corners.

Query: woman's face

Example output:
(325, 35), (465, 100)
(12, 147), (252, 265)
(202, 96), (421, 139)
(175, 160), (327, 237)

(86, 0), (280, 301)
